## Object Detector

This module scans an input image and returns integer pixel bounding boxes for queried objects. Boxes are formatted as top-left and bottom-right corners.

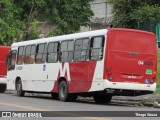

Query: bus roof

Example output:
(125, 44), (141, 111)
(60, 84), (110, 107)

(0, 46), (10, 49)
(108, 28), (155, 36)
(11, 28), (155, 48)
(11, 29), (107, 47)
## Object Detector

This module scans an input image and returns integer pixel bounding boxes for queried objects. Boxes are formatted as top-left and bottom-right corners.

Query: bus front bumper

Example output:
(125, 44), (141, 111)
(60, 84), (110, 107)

(0, 77), (7, 84)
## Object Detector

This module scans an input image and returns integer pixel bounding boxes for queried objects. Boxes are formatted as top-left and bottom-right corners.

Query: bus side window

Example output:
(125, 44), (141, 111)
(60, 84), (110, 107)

(60, 40), (74, 62)
(7, 51), (17, 71)
(90, 36), (104, 61)
(24, 45), (36, 64)
(74, 39), (82, 61)
(74, 38), (90, 61)
(17, 46), (25, 65)
(81, 38), (90, 61)
(36, 43), (47, 63)
(47, 42), (59, 63)
(67, 41), (74, 62)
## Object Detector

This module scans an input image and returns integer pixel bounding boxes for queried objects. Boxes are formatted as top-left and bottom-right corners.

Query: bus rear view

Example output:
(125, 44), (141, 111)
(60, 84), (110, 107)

(104, 28), (157, 96)
(0, 46), (10, 93)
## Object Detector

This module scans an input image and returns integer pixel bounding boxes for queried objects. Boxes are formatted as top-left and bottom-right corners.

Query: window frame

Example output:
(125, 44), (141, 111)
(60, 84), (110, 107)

(47, 41), (60, 63)
(89, 35), (105, 61)
(24, 44), (36, 64)
(73, 37), (90, 62)
(17, 46), (25, 65)
(60, 40), (74, 62)
(35, 43), (47, 64)
(7, 50), (17, 71)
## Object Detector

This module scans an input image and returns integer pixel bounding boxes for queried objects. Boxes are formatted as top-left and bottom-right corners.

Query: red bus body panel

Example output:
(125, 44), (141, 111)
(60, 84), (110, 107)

(0, 46), (10, 77)
(52, 62), (97, 93)
(104, 28), (157, 85)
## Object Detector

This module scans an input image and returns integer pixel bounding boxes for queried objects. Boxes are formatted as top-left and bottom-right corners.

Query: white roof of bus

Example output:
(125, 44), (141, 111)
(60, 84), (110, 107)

(11, 29), (107, 47)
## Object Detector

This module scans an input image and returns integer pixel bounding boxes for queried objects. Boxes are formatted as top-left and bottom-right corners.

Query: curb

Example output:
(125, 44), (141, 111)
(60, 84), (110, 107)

(3, 90), (160, 108)
(112, 98), (160, 108)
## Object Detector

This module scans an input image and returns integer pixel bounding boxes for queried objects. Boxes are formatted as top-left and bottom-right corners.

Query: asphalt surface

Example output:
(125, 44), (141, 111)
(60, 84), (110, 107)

(0, 91), (159, 120)
(0, 92), (157, 111)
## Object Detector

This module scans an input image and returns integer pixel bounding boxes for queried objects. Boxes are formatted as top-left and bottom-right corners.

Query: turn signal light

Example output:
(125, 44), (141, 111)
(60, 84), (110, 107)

(106, 66), (113, 81)
(108, 76), (113, 81)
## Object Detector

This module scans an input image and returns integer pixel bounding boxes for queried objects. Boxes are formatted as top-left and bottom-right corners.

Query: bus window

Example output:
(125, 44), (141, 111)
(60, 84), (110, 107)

(67, 41), (74, 62)
(74, 39), (82, 61)
(7, 51), (17, 71)
(60, 40), (74, 62)
(47, 42), (59, 63)
(74, 38), (90, 61)
(81, 38), (90, 61)
(36, 43), (47, 63)
(24, 45), (36, 64)
(17, 46), (25, 65)
(90, 36), (104, 61)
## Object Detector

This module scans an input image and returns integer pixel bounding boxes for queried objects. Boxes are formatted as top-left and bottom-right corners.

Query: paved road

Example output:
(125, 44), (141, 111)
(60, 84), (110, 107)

(0, 91), (159, 120)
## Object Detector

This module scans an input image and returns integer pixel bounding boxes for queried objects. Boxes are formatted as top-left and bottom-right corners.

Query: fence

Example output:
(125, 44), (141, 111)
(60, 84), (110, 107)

(136, 21), (160, 48)
(156, 23), (160, 48)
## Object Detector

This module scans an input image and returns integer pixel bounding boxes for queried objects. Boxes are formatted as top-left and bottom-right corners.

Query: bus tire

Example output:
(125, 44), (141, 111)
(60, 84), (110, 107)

(93, 94), (112, 104)
(58, 81), (69, 102)
(0, 84), (6, 93)
(16, 80), (25, 97)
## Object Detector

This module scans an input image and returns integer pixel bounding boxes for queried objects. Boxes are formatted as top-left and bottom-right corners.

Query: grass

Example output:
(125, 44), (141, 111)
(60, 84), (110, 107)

(138, 98), (157, 106)
(155, 49), (160, 94)
(155, 88), (160, 94)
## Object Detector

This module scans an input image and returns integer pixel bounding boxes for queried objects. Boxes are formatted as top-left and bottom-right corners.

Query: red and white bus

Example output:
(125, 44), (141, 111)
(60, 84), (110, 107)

(6, 28), (157, 103)
(0, 46), (10, 93)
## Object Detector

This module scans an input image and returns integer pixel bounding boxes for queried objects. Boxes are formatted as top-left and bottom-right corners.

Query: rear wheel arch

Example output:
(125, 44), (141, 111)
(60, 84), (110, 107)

(0, 84), (6, 93)
(15, 76), (21, 90)
(58, 77), (67, 86)
(50, 77), (67, 100)
(57, 77), (77, 102)
(15, 77), (25, 97)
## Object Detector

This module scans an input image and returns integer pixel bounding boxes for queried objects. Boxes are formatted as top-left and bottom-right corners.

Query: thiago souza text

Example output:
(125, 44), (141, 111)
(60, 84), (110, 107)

(135, 112), (158, 117)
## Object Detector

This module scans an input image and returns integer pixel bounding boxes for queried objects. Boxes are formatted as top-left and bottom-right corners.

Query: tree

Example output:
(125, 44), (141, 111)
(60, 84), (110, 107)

(108, 0), (160, 32)
(44, 0), (93, 36)
(108, 0), (143, 28)
(0, 0), (93, 45)
(0, 0), (24, 45)
(132, 4), (160, 33)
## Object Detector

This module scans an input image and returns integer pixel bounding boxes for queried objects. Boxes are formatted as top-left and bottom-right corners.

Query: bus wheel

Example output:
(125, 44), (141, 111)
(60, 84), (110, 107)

(16, 80), (25, 97)
(0, 84), (6, 93)
(93, 94), (112, 104)
(58, 81), (69, 102)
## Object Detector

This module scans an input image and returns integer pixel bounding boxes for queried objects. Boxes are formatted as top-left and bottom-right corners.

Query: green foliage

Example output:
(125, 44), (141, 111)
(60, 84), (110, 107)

(48, 0), (93, 36)
(0, 0), (24, 45)
(132, 5), (160, 22)
(25, 20), (39, 40)
(108, 0), (142, 28)
(138, 98), (157, 106)
(0, 0), (93, 45)
(132, 4), (160, 33)
(108, 0), (160, 31)
(156, 49), (160, 94)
